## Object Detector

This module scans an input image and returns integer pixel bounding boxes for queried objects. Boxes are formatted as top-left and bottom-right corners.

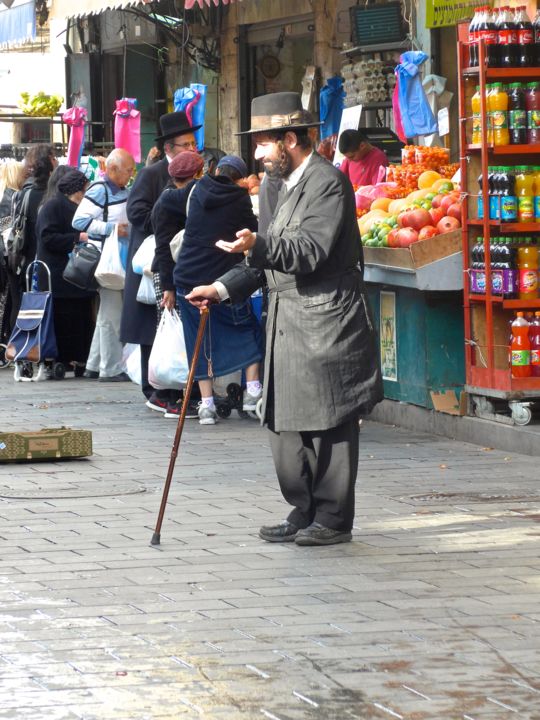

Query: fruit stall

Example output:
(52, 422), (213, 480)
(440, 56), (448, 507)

(357, 155), (466, 412)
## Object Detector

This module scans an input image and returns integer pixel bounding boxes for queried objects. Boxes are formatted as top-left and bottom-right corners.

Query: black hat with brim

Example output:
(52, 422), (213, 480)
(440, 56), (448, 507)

(155, 110), (202, 142)
(236, 91), (323, 136)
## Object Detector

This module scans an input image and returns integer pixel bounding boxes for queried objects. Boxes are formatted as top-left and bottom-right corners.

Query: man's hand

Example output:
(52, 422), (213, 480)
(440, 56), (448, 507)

(118, 223), (129, 237)
(160, 290), (176, 311)
(215, 228), (256, 254)
(79, 232), (89, 242)
(185, 285), (220, 308)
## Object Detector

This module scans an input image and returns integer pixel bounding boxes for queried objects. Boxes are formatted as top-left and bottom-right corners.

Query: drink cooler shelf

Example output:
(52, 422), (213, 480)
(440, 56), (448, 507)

(467, 294), (540, 309)
(464, 67), (540, 79)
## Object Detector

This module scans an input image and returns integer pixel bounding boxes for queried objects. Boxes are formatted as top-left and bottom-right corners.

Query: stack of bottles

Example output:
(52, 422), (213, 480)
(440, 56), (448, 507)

(470, 235), (539, 300)
(510, 311), (540, 378)
(477, 166), (540, 222)
(468, 6), (540, 68)
(471, 82), (539, 147)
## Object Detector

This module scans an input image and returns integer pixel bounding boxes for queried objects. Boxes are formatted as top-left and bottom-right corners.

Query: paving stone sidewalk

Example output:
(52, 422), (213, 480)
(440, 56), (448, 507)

(0, 371), (539, 720)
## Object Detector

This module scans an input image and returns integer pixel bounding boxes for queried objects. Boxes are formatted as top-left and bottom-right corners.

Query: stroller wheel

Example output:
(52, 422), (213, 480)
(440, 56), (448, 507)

(52, 362), (66, 380)
(215, 401), (232, 419)
(226, 383), (243, 407)
(21, 361), (33, 379)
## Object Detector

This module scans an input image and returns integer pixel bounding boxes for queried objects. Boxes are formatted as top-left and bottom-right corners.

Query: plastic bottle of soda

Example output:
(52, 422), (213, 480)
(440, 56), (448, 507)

(478, 168), (485, 219)
(468, 7), (480, 67)
(491, 84), (510, 146)
(508, 82), (527, 144)
(533, 9), (540, 66)
(516, 166), (535, 222)
(511, 312), (531, 377)
(499, 6), (517, 68)
(471, 238), (483, 294)
(515, 5), (534, 67)
(533, 165), (540, 221)
(517, 237), (538, 299)
(485, 6), (499, 67)
(530, 311), (540, 376)
(500, 236), (518, 298)
(526, 82), (540, 144)
(489, 166), (502, 220)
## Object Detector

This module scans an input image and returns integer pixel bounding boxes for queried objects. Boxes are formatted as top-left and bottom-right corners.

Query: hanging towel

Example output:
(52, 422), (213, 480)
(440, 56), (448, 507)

(113, 98), (141, 163)
(63, 106), (87, 168)
(395, 51), (438, 139)
(319, 76), (345, 140)
(174, 84), (207, 152)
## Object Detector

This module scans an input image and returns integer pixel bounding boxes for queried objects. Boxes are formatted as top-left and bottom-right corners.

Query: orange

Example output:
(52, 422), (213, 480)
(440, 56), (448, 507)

(370, 197), (392, 212)
(417, 170), (442, 190)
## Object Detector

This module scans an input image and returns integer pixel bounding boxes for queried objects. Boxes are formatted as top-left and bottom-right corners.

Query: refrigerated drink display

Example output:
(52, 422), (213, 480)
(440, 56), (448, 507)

(516, 166), (535, 222)
(515, 5), (535, 68)
(499, 167), (518, 221)
(526, 82), (540, 144)
(517, 238), (538, 300)
(511, 312), (532, 378)
(508, 82), (527, 145)
(530, 312), (540, 377)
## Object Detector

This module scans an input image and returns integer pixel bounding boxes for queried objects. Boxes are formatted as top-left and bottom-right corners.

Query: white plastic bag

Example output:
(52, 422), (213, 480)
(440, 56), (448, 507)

(136, 274), (156, 305)
(169, 229), (184, 262)
(132, 234), (156, 275)
(148, 308), (188, 390)
(95, 225), (125, 290)
(123, 343), (141, 384)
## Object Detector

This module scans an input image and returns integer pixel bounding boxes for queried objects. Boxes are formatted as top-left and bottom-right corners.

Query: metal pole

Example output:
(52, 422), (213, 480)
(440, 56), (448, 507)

(151, 307), (209, 546)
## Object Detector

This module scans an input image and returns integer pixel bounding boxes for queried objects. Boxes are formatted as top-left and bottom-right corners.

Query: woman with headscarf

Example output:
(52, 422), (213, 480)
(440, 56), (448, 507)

(36, 169), (96, 375)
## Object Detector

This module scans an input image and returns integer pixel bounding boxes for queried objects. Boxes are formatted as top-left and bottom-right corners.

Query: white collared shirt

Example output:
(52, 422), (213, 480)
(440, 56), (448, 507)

(283, 151), (313, 192)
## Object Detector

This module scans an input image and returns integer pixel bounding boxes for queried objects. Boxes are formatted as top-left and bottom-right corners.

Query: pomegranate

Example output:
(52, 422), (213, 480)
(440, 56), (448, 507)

(431, 194), (444, 209)
(396, 227), (419, 248)
(440, 195), (456, 214)
(418, 225), (439, 241)
(387, 228), (400, 248)
(429, 207), (444, 225)
(447, 202), (462, 221)
(436, 216), (461, 234)
(397, 208), (432, 232)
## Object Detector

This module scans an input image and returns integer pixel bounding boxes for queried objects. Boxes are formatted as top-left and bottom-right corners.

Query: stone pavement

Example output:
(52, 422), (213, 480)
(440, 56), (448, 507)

(0, 371), (539, 720)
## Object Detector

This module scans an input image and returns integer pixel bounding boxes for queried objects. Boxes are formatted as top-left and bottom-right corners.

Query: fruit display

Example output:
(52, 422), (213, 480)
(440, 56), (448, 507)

(18, 91), (64, 118)
(359, 175), (462, 249)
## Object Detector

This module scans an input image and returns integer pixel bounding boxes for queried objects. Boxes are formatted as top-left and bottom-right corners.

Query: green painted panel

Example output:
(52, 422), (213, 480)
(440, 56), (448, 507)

(125, 46), (157, 161)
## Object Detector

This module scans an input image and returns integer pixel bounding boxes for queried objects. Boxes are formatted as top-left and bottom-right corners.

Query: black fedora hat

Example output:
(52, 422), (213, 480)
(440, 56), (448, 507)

(237, 92), (322, 135)
(155, 111), (202, 142)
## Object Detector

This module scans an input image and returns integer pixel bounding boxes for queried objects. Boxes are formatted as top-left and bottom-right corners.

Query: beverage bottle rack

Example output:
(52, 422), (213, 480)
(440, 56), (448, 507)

(457, 24), (540, 426)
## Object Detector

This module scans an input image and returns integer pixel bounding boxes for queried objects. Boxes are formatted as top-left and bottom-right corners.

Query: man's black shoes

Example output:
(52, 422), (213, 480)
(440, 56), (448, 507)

(259, 521), (299, 543)
(295, 522), (352, 546)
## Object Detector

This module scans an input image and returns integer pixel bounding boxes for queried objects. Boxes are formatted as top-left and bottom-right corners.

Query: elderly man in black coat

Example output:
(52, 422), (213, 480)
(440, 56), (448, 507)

(120, 111), (201, 401)
(187, 92), (383, 547)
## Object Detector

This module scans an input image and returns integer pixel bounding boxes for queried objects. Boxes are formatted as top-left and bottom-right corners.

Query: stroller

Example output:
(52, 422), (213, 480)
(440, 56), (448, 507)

(5, 260), (64, 382)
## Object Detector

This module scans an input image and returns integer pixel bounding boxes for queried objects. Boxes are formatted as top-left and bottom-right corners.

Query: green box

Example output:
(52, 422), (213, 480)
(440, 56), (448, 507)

(0, 427), (92, 462)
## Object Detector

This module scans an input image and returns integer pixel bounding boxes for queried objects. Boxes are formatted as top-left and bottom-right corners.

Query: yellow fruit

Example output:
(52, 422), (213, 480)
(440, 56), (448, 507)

(370, 197), (392, 212)
(418, 170), (442, 189)
(431, 178), (455, 193)
(388, 198), (408, 215)
(358, 210), (389, 235)
(406, 188), (432, 203)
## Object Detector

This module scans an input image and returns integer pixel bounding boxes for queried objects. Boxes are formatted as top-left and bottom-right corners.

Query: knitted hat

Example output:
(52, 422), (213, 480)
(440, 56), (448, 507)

(168, 151), (204, 180)
(216, 155), (248, 178)
(57, 169), (88, 196)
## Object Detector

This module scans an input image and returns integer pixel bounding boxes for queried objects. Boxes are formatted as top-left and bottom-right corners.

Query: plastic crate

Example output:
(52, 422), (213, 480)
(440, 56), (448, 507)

(349, 2), (405, 47)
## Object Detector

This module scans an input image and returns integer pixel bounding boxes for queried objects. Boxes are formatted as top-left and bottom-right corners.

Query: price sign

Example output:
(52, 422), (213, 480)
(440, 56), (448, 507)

(426, 0), (483, 29)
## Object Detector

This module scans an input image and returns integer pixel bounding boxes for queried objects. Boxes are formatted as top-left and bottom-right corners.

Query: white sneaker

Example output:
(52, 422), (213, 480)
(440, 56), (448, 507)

(243, 387), (262, 412)
(198, 403), (217, 425)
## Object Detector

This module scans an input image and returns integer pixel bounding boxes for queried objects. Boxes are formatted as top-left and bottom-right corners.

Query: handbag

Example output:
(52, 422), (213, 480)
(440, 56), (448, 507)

(62, 241), (101, 290)
(170, 184), (195, 262)
(94, 225), (125, 290)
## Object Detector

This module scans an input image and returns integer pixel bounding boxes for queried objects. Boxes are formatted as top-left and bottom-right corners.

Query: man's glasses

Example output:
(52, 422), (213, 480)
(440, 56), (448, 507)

(171, 141), (197, 150)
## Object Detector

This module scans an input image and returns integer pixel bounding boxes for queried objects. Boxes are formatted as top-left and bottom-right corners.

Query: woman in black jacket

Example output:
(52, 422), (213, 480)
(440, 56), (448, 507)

(36, 169), (96, 373)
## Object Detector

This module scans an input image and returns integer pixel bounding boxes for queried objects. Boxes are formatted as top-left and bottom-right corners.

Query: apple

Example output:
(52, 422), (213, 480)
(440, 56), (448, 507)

(397, 208), (432, 232)
(447, 202), (462, 221)
(440, 195), (456, 214)
(436, 216), (461, 234)
(418, 225), (439, 241)
(429, 207), (444, 225)
(387, 228), (400, 248)
(397, 227), (419, 248)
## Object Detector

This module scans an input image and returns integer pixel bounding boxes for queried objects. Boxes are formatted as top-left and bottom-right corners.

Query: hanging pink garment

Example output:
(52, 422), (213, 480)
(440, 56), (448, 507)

(392, 76), (407, 143)
(62, 107), (87, 168)
(114, 98), (141, 163)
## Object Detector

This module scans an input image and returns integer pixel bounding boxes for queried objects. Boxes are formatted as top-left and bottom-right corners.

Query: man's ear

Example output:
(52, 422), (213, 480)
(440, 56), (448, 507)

(284, 131), (298, 149)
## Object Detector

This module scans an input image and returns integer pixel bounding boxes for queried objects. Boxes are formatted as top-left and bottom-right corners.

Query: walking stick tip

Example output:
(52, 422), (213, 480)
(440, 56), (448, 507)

(150, 532), (161, 546)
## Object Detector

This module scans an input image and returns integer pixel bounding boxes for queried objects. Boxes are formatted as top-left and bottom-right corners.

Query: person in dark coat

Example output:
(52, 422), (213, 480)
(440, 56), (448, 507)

(186, 92), (383, 546)
(36, 169), (95, 371)
(146, 150), (204, 418)
(7, 144), (57, 329)
(174, 154), (262, 425)
(121, 111), (201, 401)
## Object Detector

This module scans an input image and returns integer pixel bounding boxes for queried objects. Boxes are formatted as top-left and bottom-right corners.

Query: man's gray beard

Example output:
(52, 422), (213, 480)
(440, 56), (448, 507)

(264, 146), (292, 179)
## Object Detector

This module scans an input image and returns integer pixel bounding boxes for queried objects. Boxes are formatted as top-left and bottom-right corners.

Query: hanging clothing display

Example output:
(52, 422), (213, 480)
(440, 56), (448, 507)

(174, 84), (207, 152)
(319, 77), (345, 140)
(394, 51), (438, 140)
(113, 98), (141, 163)
(62, 106), (87, 168)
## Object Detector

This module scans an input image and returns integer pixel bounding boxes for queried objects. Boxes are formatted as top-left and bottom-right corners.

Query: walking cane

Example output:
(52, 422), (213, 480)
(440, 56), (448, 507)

(151, 306), (209, 546)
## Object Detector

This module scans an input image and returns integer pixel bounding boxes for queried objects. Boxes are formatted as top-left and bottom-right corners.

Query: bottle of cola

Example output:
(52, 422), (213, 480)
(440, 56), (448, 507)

(468, 7), (480, 67)
(515, 5), (534, 68)
(499, 6), (518, 68)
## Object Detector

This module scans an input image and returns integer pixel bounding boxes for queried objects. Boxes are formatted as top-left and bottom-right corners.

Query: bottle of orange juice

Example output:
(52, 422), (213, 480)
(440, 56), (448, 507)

(516, 166), (535, 222)
(471, 85), (482, 144)
(490, 83), (510, 146)
(486, 84), (495, 145)
(517, 237), (538, 300)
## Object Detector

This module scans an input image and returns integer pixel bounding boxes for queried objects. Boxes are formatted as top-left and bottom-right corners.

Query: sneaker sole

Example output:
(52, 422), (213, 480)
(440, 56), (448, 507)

(199, 418), (217, 425)
(295, 532), (352, 547)
(146, 401), (167, 413)
(164, 412), (199, 419)
(259, 531), (297, 543)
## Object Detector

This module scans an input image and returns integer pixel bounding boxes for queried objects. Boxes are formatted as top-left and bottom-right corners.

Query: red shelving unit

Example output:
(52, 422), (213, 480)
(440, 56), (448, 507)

(457, 26), (540, 424)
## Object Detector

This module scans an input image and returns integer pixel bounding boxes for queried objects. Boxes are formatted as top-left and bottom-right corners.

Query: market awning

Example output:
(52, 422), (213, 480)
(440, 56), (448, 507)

(184, 0), (245, 7)
(0, 0), (35, 46)
(49, 0), (152, 21)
